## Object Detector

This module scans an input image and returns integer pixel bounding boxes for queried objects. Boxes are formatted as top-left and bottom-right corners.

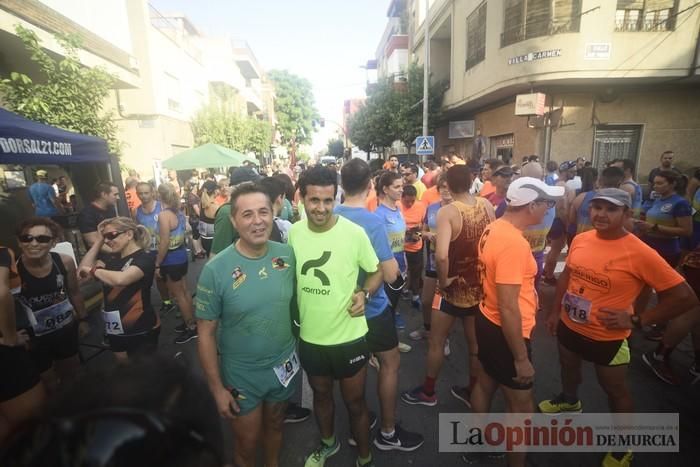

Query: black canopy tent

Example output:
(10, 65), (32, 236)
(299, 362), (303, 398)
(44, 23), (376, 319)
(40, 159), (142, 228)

(0, 107), (126, 248)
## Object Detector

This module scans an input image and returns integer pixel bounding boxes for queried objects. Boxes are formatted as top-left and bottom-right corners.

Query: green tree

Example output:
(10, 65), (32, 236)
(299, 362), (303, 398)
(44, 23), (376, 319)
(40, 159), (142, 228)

(327, 138), (345, 158)
(0, 25), (121, 155)
(191, 106), (273, 162)
(267, 70), (319, 147)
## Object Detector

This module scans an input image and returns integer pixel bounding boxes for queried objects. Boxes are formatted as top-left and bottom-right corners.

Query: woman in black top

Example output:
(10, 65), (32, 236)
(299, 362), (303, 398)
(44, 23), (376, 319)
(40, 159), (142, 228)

(79, 217), (159, 362)
(15, 218), (87, 390)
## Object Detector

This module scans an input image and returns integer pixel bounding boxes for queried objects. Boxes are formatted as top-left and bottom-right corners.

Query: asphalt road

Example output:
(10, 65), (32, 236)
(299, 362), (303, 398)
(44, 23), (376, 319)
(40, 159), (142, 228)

(79, 255), (700, 467)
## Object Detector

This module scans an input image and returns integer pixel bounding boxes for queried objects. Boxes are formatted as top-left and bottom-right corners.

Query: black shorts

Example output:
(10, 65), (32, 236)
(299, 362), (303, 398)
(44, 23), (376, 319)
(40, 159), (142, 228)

(159, 262), (188, 282)
(366, 307), (398, 353)
(299, 337), (369, 380)
(425, 270), (437, 279)
(434, 296), (479, 318)
(29, 320), (79, 373)
(0, 345), (41, 402)
(189, 219), (200, 240)
(107, 326), (160, 357)
(557, 321), (630, 366)
(406, 250), (423, 269)
(475, 311), (533, 390)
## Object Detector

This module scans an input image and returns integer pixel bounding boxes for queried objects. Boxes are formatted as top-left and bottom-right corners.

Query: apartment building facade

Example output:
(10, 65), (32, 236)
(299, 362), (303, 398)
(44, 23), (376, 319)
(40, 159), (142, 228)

(409, 0), (700, 178)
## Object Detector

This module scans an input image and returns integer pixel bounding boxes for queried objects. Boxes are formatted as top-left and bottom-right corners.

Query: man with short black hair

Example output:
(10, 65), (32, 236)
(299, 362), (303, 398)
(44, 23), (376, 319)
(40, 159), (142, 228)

(78, 182), (119, 250)
(400, 163), (426, 200)
(197, 182), (299, 467)
(388, 156), (399, 173)
(648, 150), (676, 186)
(336, 158), (424, 453)
(290, 166), (383, 467)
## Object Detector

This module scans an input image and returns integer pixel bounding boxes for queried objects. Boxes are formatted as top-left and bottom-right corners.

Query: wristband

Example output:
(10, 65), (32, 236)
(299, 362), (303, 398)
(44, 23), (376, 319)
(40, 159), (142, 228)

(90, 265), (103, 277)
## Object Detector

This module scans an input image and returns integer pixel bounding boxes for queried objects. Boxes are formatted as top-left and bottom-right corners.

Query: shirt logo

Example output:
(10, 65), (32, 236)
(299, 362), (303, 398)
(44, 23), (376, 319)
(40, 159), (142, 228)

(300, 251), (331, 286)
(660, 203), (672, 213)
(231, 267), (246, 289)
(272, 257), (289, 270)
(258, 267), (268, 279)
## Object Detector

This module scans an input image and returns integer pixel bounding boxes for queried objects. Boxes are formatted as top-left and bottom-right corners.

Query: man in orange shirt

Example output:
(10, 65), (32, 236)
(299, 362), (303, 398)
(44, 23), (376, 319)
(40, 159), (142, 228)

(124, 177), (141, 215)
(400, 185), (427, 307)
(469, 177), (563, 467)
(478, 159), (504, 198)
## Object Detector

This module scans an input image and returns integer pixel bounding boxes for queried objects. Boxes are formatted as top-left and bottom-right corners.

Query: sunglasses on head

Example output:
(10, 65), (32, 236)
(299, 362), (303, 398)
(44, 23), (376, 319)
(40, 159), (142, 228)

(103, 231), (126, 241)
(19, 234), (53, 244)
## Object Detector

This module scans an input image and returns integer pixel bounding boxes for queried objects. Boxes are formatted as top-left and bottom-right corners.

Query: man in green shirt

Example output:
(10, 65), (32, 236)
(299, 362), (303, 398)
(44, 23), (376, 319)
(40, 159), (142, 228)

(196, 183), (298, 467)
(288, 166), (383, 467)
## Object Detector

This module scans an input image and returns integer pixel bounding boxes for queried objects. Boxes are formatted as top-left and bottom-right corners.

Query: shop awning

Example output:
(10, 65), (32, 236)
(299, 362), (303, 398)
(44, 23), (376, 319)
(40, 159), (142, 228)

(162, 143), (259, 170)
(0, 108), (110, 165)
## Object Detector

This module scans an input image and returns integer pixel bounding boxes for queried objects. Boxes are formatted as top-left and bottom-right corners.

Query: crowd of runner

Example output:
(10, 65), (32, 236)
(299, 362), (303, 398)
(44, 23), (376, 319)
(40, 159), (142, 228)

(1, 151), (699, 467)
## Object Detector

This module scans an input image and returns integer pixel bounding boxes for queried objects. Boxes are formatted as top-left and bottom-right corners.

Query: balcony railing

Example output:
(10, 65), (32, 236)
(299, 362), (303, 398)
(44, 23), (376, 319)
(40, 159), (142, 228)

(615, 18), (673, 32)
(501, 19), (580, 47)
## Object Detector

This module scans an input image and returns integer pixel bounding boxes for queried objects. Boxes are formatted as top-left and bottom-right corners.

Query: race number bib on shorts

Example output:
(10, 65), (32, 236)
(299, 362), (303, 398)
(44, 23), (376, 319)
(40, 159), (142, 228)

(102, 310), (125, 335)
(273, 350), (300, 388)
(31, 299), (74, 336)
(563, 292), (592, 324)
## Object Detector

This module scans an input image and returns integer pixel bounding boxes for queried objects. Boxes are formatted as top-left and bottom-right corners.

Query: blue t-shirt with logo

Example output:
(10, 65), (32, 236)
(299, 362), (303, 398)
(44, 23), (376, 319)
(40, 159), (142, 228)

(28, 182), (59, 217)
(374, 203), (407, 273)
(643, 193), (692, 257)
(335, 205), (392, 319)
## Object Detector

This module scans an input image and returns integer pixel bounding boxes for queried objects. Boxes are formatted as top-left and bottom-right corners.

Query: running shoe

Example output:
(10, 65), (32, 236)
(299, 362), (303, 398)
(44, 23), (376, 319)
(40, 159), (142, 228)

(347, 411), (377, 447)
(461, 452), (506, 464)
(690, 363), (700, 384)
(450, 385), (471, 409)
(401, 386), (437, 406)
(304, 438), (340, 467)
(284, 402), (311, 424)
(374, 424), (424, 452)
(174, 327), (198, 345)
(538, 393), (582, 414)
(444, 338), (451, 357)
(355, 459), (375, 467)
(159, 301), (175, 316)
(394, 313), (406, 330)
(174, 322), (188, 333)
(409, 329), (428, 341)
(601, 451), (633, 467)
(642, 351), (679, 385)
(398, 342), (412, 353)
(411, 296), (421, 309)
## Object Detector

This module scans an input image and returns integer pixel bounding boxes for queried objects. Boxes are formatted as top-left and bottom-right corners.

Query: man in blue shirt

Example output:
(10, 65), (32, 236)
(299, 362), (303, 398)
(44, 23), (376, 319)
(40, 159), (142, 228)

(28, 170), (61, 217)
(335, 158), (423, 453)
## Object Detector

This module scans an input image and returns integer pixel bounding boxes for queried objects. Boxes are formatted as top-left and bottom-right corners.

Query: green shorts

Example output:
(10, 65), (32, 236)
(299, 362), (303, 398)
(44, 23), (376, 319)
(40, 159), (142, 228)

(220, 356), (299, 416)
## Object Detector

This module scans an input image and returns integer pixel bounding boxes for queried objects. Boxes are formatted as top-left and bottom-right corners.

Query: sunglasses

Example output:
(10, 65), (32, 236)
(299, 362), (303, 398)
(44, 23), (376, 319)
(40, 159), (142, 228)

(103, 231), (126, 241)
(0, 408), (220, 467)
(19, 234), (53, 244)
(535, 199), (557, 208)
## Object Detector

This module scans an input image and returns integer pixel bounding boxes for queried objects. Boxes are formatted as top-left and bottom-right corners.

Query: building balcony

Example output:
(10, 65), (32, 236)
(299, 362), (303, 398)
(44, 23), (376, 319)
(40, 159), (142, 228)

(232, 39), (262, 80)
(500, 19), (580, 48)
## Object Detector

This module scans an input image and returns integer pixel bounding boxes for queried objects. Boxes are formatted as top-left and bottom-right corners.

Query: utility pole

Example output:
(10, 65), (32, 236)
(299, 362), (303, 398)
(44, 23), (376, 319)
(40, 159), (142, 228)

(422, 0), (430, 140)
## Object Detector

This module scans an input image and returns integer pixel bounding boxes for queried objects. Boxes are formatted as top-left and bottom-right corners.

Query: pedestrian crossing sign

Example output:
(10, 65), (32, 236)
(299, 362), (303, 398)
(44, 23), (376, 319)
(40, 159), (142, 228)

(415, 136), (434, 156)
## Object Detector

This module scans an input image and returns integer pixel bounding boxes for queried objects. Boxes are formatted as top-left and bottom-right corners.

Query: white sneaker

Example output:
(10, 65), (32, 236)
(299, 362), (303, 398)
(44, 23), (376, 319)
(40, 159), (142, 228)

(443, 338), (451, 357)
(398, 342), (412, 353)
(409, 329), (428, 341)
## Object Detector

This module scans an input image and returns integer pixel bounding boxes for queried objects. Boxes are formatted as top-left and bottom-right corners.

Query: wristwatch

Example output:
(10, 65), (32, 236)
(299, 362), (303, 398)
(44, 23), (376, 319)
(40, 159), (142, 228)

(357, 288), (371, 303)
(630, 315), (643, 329)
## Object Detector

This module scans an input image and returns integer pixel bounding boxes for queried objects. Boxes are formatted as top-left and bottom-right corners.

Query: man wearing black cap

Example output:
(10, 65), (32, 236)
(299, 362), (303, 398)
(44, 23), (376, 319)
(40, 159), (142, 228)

(483, 165), (513, 210)
(209, 168), (261, 256)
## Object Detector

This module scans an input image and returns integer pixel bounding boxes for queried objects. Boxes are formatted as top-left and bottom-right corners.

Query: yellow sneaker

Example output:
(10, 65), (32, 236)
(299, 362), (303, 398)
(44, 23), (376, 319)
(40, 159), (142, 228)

(538, 394), (582, 415)
(601, 451), (633, 467)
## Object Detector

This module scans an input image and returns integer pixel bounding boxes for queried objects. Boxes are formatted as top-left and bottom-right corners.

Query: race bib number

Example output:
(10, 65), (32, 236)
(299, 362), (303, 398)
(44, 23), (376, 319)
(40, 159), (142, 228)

(273, 350), (300, 388)
(102, 309), (124, 335)
(563, 292), (592, 324)
(31, 299), (74, 336)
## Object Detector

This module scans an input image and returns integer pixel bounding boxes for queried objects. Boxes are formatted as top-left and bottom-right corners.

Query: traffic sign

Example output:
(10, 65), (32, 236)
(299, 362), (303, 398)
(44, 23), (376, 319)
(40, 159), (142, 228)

(415, 136), (434, 156)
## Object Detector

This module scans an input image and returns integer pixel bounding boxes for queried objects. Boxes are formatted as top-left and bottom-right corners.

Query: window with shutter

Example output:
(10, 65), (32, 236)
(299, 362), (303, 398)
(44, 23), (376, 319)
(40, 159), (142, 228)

(525, 0), (551, 39)
(615, 0), (677, 31)
(502, 0), (524, 46)
(466, 2), (487, 70)
(501, 0), (582, 46)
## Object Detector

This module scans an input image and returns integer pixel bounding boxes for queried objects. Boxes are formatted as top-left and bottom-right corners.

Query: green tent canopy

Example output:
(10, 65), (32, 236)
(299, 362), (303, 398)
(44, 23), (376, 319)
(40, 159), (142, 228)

(162, 143), (259, 170)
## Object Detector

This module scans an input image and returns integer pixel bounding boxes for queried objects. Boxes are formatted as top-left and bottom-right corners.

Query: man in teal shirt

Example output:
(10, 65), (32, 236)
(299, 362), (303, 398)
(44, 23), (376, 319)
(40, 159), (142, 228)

(196, 183), (298, 467)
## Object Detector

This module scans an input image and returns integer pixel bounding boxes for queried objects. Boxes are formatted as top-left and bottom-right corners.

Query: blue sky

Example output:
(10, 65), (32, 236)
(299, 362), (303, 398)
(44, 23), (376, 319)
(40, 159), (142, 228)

(150, 0), (390, 151)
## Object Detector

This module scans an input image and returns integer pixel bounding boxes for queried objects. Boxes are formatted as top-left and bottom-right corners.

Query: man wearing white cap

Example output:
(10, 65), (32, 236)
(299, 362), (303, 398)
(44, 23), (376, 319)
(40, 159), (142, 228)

(467, 177), (563, 467)
(28, 170), (62, 217)
(540, 188), (698, 467)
